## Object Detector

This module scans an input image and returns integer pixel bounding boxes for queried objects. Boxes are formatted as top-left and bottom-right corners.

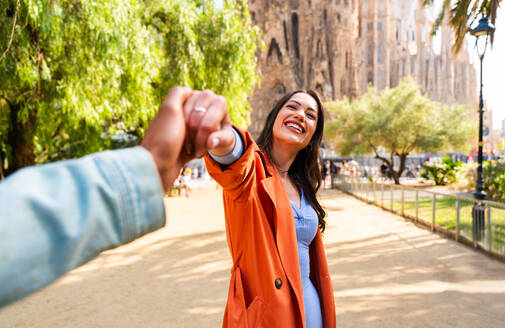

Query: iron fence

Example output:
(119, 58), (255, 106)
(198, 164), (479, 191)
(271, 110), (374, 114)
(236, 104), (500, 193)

(335, 177), (505, 260)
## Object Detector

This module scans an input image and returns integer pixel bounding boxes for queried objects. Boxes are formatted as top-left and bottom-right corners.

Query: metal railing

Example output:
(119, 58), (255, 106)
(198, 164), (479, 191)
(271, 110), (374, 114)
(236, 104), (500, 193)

(335, 177), (505, 261)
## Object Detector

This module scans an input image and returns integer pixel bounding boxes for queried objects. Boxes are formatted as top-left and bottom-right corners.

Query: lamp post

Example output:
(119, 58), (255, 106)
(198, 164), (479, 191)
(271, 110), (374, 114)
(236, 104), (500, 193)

(470, 15), (495, 242)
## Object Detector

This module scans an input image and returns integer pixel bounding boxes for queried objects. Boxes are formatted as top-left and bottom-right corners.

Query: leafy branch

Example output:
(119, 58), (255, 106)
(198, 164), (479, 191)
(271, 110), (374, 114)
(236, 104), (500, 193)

(0, 0), (20, 62)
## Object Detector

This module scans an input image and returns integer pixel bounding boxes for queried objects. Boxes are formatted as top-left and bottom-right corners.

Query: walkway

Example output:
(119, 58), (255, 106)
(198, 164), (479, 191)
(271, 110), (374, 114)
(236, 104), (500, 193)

(1, 186), (505, 327)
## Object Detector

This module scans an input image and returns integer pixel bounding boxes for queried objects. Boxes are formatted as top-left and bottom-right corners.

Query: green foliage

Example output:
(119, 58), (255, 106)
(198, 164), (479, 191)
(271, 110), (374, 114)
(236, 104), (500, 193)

(0, 0), (157, 167)
(453, 160), (505, 202)
(0, 0), (261, 174)
(1, 0), (160, 164)
(483, 160), (505, 202)
(420, 156), (462, 186)
(324, 77), (475, 184)
(422, 0), (501, 54)
(144, 0), (261, 126)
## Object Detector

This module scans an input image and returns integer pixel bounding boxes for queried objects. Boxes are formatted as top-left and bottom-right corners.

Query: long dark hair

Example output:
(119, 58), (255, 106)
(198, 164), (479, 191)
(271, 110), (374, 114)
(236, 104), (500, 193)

(257, 90), (327, 232)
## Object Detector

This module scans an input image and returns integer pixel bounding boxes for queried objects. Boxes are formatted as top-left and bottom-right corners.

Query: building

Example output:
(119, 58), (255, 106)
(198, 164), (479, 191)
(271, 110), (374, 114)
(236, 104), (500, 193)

(247, 0), (477, 138)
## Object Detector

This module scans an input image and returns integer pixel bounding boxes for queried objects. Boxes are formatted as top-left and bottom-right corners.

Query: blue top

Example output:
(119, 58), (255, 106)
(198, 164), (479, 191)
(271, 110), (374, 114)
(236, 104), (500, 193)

(291, 192), (323, 328)
(0, 147), (165, 307)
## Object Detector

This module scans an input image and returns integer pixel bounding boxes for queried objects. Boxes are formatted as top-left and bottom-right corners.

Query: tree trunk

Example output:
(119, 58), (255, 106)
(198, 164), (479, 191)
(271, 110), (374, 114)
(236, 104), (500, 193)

(390, 154), (408, 185)
(6, 103), (37, 176)
(391, 170), (400, 184)
(388, 152), (400, 185)
(397, 154), (407, 181)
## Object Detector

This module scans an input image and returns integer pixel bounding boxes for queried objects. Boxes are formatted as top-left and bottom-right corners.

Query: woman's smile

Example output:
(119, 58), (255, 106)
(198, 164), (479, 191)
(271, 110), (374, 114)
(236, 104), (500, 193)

(284, 120), (305, 134)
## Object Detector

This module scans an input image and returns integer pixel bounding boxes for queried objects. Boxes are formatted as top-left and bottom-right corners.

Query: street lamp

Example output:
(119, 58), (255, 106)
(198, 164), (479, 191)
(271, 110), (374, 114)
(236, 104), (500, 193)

(469, 15), (495, 242)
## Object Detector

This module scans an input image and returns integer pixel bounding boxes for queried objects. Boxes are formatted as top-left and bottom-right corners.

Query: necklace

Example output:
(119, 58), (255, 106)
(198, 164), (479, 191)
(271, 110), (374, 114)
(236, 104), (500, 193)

(274, 164), (289, 174)
(271, 157), (290, 174)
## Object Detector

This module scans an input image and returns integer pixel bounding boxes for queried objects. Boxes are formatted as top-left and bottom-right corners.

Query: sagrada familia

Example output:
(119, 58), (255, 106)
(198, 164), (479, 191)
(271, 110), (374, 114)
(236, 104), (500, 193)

(247, 0), (477, 138)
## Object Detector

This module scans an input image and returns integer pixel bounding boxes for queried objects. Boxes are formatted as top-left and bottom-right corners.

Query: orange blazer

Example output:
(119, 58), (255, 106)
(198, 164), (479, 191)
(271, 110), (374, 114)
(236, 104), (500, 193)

(205, 127), (336, 328)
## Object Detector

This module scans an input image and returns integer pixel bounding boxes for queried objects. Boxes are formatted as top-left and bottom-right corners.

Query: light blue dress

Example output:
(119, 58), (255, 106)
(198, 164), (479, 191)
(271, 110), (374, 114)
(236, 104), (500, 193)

(291, 192), (323, 328)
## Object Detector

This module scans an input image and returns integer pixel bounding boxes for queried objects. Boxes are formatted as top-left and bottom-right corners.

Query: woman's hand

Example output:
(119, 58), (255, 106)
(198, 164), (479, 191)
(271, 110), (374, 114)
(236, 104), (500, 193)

(182, 90), (235, 158)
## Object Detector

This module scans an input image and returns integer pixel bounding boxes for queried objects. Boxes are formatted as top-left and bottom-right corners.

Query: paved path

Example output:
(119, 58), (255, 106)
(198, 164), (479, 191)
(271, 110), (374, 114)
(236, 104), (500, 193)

(1, 185), (505, 327)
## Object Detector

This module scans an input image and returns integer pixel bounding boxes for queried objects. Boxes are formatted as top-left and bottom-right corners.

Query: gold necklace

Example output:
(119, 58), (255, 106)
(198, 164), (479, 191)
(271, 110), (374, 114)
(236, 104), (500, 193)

(271, 157), (289, 174)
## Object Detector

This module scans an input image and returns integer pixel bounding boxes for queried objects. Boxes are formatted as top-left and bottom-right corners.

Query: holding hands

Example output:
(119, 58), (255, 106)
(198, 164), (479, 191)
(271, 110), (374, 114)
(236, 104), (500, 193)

(183, 90), (235, 158)
(141, 87), (235, 190)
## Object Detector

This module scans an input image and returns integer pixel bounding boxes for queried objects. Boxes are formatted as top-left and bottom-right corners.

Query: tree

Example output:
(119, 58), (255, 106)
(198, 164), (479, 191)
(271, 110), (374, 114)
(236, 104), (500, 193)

(0, 0), (161, 175)
(422, 0), (502, 54)
(0, 0), (261, 176)
(143, 0), (262, 126)
(324, 77), (475, 184)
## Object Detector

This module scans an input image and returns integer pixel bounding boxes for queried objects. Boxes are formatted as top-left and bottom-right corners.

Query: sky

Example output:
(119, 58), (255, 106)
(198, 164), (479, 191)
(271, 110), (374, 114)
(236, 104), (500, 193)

(409, 0), (504, 130)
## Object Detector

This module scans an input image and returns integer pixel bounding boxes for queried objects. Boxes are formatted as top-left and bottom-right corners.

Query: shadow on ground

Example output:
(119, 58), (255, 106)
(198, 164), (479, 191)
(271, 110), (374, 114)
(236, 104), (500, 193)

(0, 230), (231, 328)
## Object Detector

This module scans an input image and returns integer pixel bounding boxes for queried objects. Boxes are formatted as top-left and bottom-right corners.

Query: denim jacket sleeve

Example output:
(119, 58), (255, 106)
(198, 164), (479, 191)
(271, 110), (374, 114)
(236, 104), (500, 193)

(0, 146), (165, 308)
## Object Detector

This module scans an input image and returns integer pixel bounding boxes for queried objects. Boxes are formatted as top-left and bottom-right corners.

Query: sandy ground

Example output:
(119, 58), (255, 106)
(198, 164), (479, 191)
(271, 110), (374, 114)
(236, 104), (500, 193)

(1, 184), (505, 327)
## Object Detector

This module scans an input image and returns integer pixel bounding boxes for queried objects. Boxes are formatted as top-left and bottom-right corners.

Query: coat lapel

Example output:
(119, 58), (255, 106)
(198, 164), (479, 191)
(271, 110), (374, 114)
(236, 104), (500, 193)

(260, 166), (305, 325)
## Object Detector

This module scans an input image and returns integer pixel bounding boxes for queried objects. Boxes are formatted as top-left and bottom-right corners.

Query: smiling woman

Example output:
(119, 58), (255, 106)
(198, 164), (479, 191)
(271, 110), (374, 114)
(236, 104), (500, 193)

(199, 89), (335, 328)
(258, 90), (326, 230)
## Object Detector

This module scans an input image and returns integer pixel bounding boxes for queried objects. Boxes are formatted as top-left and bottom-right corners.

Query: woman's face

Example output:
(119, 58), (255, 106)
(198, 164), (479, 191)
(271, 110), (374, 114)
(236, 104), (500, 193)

(272, 92), (319, 151)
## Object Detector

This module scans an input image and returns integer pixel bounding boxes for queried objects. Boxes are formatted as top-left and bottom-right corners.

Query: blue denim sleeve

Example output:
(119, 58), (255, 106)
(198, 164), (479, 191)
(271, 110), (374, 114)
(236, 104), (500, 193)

(0, 146), (165, 307)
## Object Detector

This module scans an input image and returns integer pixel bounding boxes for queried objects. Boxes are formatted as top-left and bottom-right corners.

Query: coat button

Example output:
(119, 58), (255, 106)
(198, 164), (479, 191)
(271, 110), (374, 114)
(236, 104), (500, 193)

(274, 278), (283, 289)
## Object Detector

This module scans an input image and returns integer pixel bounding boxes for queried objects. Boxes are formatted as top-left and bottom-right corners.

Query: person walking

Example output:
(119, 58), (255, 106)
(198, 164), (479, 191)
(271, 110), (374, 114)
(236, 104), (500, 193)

(321, 160), (329, 189)
(330, 161), (338, 189)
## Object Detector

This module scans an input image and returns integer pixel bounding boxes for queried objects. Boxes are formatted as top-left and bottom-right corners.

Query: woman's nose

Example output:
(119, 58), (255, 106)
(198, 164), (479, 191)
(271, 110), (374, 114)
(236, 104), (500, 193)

(292, 108), (305, 121)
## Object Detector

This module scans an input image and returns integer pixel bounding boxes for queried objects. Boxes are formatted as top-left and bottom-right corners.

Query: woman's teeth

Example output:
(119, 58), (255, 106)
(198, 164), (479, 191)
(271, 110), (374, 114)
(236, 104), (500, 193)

(286, 122), (303, 133)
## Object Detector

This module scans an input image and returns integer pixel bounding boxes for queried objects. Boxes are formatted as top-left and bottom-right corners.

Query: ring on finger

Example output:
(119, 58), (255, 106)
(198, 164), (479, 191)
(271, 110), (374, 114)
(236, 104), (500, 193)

(193, 106), (207, 113)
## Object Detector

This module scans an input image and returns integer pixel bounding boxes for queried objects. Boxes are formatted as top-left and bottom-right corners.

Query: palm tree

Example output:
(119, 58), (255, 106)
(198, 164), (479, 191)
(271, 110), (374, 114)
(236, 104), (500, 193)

(421, 0), (501, 54)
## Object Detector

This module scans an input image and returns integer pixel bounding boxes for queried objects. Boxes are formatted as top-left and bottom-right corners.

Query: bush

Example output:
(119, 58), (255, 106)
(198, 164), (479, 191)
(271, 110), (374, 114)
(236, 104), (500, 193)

(421, 156), (461, 185)
(454, 160), (505, 202)
(483, 160), (505, 202)
(454, 161), (476, 190)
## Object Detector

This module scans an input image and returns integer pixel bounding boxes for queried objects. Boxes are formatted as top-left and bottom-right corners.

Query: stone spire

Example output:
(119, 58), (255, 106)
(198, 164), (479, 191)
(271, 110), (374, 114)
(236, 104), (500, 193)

(247, 0), (477, 138)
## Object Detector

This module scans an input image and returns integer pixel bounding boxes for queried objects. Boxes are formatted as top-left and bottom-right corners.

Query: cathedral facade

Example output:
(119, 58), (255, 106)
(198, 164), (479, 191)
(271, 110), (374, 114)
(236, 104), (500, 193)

(247, 0), (477, 138)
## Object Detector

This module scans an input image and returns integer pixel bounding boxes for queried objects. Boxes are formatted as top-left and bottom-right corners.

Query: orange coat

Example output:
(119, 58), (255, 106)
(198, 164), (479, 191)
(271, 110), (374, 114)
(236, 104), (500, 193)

(205, 127), (336, 328)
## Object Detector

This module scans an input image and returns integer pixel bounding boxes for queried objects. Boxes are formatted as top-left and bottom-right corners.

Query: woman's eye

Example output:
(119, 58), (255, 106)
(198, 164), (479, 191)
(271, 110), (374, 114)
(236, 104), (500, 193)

(307, 113), (316, 120)
(287, 105), (297, 110)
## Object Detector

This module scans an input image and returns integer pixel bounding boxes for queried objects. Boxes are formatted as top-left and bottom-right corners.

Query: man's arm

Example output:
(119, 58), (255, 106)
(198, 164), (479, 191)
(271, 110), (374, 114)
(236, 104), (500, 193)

(0, 147), (164, 307)
(0, 86), (191, 308)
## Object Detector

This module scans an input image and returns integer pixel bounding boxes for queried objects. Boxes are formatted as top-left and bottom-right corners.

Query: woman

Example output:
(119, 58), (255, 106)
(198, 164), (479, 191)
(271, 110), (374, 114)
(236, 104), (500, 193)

(186, 90), (335, 327)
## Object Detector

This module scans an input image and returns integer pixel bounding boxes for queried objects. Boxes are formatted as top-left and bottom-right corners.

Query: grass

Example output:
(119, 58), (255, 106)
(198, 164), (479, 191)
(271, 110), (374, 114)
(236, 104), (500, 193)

(390, 197), (505, 251)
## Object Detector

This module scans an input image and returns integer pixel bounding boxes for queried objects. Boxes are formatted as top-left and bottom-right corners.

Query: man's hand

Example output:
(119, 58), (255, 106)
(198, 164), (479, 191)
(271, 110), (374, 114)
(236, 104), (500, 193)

(182, 90), (235, 158)
(141, 86), (192, 191)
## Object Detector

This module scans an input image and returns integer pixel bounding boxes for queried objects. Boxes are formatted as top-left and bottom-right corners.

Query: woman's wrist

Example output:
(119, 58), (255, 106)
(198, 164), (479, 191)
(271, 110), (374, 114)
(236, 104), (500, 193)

(208, 125), (236, 156)
(209, 127), (244, 165)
